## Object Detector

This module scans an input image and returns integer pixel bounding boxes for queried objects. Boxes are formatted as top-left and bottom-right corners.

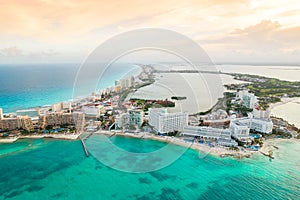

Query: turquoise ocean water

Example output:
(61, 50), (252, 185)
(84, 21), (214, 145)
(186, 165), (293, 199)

(0, 63), (139, 113)
(0, 136), (299, 200)
(1, 64), (300, 199)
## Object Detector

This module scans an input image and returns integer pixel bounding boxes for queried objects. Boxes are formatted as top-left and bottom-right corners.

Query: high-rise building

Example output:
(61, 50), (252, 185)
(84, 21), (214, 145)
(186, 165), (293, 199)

(16, 109), (39, 118)
(237, 90), (258, 109)
(115, 76), (134, 90)
(253, 108), (271, 119)
(115, 113), (130, 129)
(230, 119), (251, 142)
(38, 112), (85, 131)
(149, 108), (188, 133)
(0, 116), (34, 132)
(230, 117), (273, 137)
(129, 109), (144, 127)
(52, 102), (72, 113)
(73, 112), (86, 132)
(81, 106), (100, 117)
(182, 126), (238, 147)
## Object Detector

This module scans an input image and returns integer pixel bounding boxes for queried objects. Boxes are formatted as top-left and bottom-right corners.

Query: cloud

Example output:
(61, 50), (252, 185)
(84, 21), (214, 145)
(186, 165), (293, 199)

(0, 0), (251, 41)
(0, 46), (60, 58)
(200, 20), (300, 62)
(0, 46), (22, 57)
(232, 20), (281, 36)
(0, 0), (299, 63)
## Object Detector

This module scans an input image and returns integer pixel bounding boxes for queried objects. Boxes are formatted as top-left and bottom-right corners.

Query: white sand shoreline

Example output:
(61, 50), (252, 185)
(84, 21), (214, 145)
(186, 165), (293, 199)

(98, 131), (253, 158)
(2, 131), (298, 160)
(0, 133), (81, 143)
(270, 97), (300, 128)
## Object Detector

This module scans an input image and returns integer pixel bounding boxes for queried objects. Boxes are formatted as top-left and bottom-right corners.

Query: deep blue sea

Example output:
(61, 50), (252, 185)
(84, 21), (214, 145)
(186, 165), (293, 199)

(0, 136), (299, 200)
(0, 63), (139, 113)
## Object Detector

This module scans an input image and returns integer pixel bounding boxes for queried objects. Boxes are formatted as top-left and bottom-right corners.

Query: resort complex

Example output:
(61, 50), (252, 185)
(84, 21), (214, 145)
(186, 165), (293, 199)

(0, 65), (299, 159)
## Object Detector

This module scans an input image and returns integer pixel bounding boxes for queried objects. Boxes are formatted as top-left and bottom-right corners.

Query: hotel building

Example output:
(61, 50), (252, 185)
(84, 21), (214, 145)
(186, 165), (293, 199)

(229, 119), (251, 142)
(237, 90), (258, 109)
(81, 106), (101, 118)
(253, 108), (271, 119)
(115, 109), (144, 129)
(38, 112), (85, 131)
(115, 76), (135, 90)
(129, 109), (144, 127)
(52, 102), (72, 113)
(0, 116), (34, 132)
(148, 108), (188, 133)
(230, 117), (273, 139)
(182, 126), (238, 147)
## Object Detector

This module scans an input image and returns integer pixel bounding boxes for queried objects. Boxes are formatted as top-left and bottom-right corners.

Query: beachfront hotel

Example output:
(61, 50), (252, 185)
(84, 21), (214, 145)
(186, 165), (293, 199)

(182, 126), (238, 147)
(182, 126), (232, 139)
(232, 117), (273, 134)
(128, 109), (144, 127)
(148, 108), (188, 133)
(115, 109), (144, 129)
(229, 119), (252, 142)
(229, 117), (273, 143)
(0, 115), (34, 132)
(253, 108), (271, 119)
(38, 112), (85, 131)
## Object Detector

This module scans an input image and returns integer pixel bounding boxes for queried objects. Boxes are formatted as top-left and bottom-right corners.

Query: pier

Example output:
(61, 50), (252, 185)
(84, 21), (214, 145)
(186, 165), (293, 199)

(109, 132), (116, 138)
(259, 150), (274, 159)
(81, 138), (89, 157)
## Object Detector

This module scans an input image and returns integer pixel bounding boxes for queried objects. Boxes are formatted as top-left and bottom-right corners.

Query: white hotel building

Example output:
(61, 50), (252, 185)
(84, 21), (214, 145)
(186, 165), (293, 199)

(237, 90), (258, 109)
(148, 108), (188, 133)
(230, 117), (273, 141)
(229, 119), (251, 142)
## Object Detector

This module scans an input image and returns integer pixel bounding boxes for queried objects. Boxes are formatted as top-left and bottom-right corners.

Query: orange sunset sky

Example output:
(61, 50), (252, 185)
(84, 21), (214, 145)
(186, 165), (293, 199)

(0, 0), (300, 63)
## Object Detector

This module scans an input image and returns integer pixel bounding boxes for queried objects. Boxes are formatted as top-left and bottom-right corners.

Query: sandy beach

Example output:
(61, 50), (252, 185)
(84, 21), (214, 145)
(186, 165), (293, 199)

(270, 97), (300, 128)
(0, 137), (19, 143)
(0, 133), (82, 143)
(97, 131), (252, 158)
(20, 133), (81, 140)
(260, 138), (300, 153)
(2, 130), (298, 160)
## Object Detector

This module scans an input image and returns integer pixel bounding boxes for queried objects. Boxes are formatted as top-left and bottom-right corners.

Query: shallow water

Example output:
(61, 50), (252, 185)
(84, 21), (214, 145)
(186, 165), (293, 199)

(0, 136), (299, 200)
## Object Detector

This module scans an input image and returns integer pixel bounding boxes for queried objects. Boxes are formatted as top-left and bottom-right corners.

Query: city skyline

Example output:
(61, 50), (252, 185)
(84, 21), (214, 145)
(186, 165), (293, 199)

(0, 0), (300, 64)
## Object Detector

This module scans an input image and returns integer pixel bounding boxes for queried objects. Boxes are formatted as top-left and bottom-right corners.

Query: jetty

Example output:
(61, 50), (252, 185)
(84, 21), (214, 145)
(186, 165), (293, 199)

(259, 150), (274, 159)
(81, 139), (89, 157)
(109, 132), (116, 138)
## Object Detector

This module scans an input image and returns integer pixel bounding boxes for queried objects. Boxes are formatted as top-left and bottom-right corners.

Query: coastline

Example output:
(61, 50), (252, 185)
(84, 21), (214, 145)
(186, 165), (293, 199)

(0, 133), (81, 143)
(270, 97), (300, 128)
(260, 138), (300, 153)
(97, 131), (300, 159)
(98, 131), (253, 158)
(1, 65), (299, 160)
(1, 130), (299, 160)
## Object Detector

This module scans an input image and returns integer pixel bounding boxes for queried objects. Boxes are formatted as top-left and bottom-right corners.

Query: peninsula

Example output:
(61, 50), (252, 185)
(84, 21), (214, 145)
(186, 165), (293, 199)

(1, 64), (299, 160)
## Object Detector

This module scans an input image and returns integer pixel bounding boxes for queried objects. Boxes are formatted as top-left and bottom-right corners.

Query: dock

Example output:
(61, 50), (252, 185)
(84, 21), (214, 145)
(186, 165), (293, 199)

(109, 132), (116, 138)
(81, 139), (89, 157)
(259, 151), (274, 159)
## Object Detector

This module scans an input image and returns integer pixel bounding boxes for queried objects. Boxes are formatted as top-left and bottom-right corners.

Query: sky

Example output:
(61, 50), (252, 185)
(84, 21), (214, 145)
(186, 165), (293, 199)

(0, 0), (300, 64)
